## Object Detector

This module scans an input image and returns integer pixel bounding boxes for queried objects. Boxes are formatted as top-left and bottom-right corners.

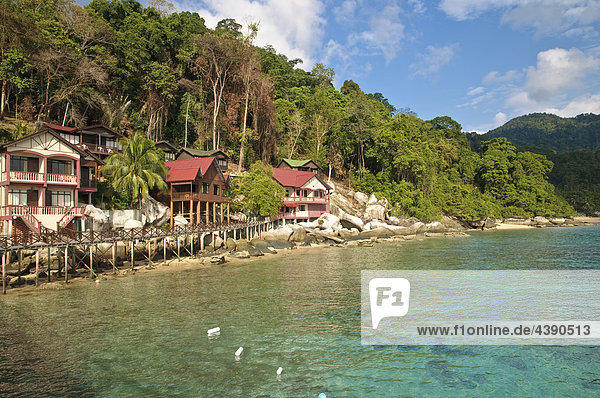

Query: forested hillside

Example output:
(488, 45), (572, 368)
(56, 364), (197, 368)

(467, 113), (600, 214)
(467, 113), (600, 152)
(0, 0), (576, 220)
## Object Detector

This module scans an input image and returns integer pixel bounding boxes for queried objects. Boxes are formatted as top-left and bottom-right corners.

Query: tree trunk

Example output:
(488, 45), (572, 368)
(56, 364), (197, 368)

(0, 79), (6, 120)
(238, 86), (250, 172)
(184, 95), (190, 148)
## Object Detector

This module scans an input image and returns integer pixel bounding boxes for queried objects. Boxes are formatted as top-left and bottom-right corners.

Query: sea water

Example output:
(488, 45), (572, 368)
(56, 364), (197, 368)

(0, 225), (599, 396)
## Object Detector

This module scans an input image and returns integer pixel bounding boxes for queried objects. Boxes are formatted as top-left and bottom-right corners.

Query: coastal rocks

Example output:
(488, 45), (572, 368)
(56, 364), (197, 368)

(123, 219), (143, 230)
(210, 255), (226, 264)
(225, 238), (237, 251)
(228, 250), (250, 259)
(503, 217), (531, 225)
(329, 192), (356, 216)
(533, 216), (550, 225)
(311, 230), (344, 243)
(354, 191), (369, 206)
(262, 225), (294, 241)
(173, 215), (188, 225)
(549, 217), (566, 225)
(338, 228), (359, 239)
(289, 228), (308, 243)
(315, 213), (341, 231)
(141, 196), (170, 226)
(213, 236), (224, 249)
(364, 204), (386, 221)
(84, 205), (109, 232)
(110, 210), (146, 229)
(339, 210), (364, 231)
(235, 239), (250, 251)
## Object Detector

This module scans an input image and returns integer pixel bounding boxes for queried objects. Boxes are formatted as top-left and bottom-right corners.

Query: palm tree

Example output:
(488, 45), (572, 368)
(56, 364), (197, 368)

(100, 132), (168, 208)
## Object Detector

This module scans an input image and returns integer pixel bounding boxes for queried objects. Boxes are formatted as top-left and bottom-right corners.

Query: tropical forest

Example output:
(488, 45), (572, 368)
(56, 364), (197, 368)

(2, 0), (593, 221)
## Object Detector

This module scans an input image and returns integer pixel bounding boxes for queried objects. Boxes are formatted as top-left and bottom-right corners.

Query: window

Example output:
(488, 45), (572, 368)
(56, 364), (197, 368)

(165, 152), (175, 161)
(303, 189), (309, 197)
(105, 138), (117, 148)
(202, 183), (209, 194)
(213, 184), (220, 195)
(48, 159), (72, 175)
(218, 159), (227, 169)
(298, 204), (306, 211)
(296, 189), (301, 196)
(49, 191), (72, 207)
(8, 190), (27, 205)
(10, 156), (27, 172)
(60, 133), (79, 145)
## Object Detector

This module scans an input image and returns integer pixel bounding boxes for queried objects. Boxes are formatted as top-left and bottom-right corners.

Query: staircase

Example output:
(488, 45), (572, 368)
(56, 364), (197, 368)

(56, 206), (84, 233)
(13, 206), (42, 233)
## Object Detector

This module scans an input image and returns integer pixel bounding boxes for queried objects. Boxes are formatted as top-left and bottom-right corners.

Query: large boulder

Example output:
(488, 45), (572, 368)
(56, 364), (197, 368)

(262, 225), (294, 240)
(354, 191), (369, 206)
(339, 228), (359, 239)
(359, 227), (394, 239)
(339, 210), (364, 231)
(533, 216), (550, 225)
(367, 194), (378, 205)
(173, 215), (188, 225)
(110, 210), (146, 229)
(364, 204), (386, 221)
(123, 219), (143, 230)
(289, 227), (308, 243)
(549, 217), (566, 225)
(315, 213), (341, 231)
(141, 196), (170, 226)
(84, 205), (109, 232)
(330, 192), (357, 216)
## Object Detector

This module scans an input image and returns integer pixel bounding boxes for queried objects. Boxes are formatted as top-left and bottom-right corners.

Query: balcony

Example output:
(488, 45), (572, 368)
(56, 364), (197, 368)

(1, 171), (78, 185)
(278, 210), (324, 219)
(1, 205), (84, 217)
(77, 143), (120, 155)
(283, 195), (329, 205)
(80, 178), (98, 189)
(171, 191), (226, 202)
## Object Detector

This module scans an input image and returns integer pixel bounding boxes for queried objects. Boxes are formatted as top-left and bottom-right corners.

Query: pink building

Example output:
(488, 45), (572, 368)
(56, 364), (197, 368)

(0, 130), (102, 242)
(272, 168), (332, 221)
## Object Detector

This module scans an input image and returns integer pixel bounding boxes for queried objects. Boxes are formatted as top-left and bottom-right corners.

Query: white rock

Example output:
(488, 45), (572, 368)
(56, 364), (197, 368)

(123, 219), (143, 230)
(173, 215), (188, 225)
(339, 210), (364, 231)
(315, 213), (341, 231)
(364, 204), (386, 221)
(354, 192), (369, 206)
(84, 204), (109, 232)
(141, 196), (170, 226)
(367, 194), (378, 205)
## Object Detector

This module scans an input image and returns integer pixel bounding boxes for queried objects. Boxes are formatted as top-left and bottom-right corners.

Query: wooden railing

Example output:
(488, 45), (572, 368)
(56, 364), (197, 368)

(4, 171), (44, 182)
(1, 205), (83, 217)
(47, 173), (77, 184)
(283, 196), (329, 204)
(171, 191), (225, 202)
(77, 143), (120, 154)
(15, 206), (42, 233)
(278, 210), (324, 219)
(57, 206), (84, 230)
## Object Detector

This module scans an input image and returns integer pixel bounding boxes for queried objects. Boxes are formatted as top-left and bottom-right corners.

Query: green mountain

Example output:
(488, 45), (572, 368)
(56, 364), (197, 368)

(467, 113), (600, 152)
(467, 113), (600, 214)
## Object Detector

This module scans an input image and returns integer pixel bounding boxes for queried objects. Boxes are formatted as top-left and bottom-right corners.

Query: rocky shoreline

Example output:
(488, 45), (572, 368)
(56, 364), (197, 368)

(2, 188), (595, 293)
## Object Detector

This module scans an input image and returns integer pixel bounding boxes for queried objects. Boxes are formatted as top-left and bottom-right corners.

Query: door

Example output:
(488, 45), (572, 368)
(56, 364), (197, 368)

(27, 157), (39, 173)
(27, 190), (38, 207)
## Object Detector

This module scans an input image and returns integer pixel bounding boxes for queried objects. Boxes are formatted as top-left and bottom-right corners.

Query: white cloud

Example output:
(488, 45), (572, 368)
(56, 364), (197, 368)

(439, 0), (600, 37)
(409, 0), (426, 13)
(411, 44), (457, 78)
(178, 0), (326, 69)
(524, 47), (600, 101)
(467, 86), (485, 96)
(350, 4), (406, 64)
(333, 0), (357, 23)
(482, 70), (523, 85)
(545, 94), (600, 116)
(494, 111), (508, 126)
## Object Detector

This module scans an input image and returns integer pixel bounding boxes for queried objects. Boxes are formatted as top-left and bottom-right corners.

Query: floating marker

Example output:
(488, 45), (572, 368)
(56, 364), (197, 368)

(235, 347), (244, 357)
(276, 367), (283, 376)
(318, 394), (327, 398)
(207, 327), (220, 335)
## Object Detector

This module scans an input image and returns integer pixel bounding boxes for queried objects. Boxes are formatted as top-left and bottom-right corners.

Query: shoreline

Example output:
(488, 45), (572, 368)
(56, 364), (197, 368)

(3, 220), (598, 297)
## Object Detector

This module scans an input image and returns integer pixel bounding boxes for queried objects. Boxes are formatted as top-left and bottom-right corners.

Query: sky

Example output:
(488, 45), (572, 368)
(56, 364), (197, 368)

(169, 0), (600, 133)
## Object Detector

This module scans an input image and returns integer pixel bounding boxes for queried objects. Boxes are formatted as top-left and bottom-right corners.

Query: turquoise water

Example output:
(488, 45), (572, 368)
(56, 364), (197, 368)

(1, 225), (599, 397)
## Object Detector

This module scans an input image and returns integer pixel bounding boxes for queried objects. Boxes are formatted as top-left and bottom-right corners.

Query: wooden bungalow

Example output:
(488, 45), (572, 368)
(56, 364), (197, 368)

(277, 159), (322, 175)
(273, 168), (332, 221)
(176, 148), (230, 172)
(165, 157), (230, 225)
(156, 141), (178, 161)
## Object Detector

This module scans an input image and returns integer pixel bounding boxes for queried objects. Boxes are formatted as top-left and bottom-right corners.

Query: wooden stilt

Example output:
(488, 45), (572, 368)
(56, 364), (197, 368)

(163, 238), (167, 264)
(227, 203), (230, 224)
(189, 199), (194, 225)
(220, 203), (223, 224)
(2, 252), (6, 294)
(89, 245), (94, 278)
(35, 251), (39, 287)
(147, 240), (151, 265)
(170, 200), (174, 228)
(196, 201), (201, 224)
(190, 234), (194, 256)
(112, 242), (117, 273)
(64, 245), (69, 283)
(177, 236), (180, 259)
(47, 245), (51, 282)
(205, 201), (209, 224)
(18, 249), (22, 284)
(130, 241), (134, 271)
(213, 202), (216, 224)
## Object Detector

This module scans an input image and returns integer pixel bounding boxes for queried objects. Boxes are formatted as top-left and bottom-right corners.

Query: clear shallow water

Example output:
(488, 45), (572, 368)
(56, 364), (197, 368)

(0, 225), (599, 397)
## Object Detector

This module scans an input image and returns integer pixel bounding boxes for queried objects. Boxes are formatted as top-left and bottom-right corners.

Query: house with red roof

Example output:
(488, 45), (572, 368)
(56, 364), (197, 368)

(164, 157), (230, 225)
(272, 168), (332, 221)
(0, 129), (103, 242)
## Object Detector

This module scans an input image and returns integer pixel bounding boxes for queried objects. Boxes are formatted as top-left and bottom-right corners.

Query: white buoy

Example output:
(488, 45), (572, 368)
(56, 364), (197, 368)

(207, 327), (220, 335)
(235, 347), (244, 357)
(276, 367), (283, 376)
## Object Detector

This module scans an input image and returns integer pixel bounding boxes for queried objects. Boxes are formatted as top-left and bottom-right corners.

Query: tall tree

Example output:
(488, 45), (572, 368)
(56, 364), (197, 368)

(100, 131), (167, 207)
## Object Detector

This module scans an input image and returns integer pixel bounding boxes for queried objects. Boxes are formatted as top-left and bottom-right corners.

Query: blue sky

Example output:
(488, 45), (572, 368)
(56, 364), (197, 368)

(172, 0), (600, 132)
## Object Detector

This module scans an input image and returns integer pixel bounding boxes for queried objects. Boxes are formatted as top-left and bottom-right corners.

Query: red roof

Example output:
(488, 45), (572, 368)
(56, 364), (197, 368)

(272, 168), (319, 188)
(165, 157), (215, 182)
(43, 122), (77, 132)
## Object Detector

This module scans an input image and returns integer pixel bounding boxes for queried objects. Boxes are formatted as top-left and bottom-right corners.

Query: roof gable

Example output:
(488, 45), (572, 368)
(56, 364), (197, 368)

(165, 157), (226, 183)
(272, 168), (329, 188)
(179, 148), (229, 159)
